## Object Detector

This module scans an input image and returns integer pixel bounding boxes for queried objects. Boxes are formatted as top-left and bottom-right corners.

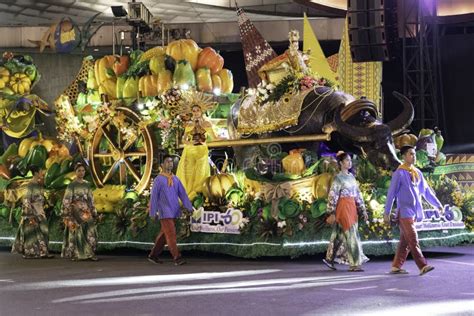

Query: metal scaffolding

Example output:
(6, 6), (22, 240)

(401, 0), (445, 132)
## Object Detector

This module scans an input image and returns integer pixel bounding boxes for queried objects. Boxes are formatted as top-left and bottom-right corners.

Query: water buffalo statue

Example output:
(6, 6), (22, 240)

(227, 86), (414, 171)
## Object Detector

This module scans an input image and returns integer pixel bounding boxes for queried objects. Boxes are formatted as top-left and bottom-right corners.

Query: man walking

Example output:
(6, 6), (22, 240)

(148, 155), (194, 265)
(384, 145), (443, 276)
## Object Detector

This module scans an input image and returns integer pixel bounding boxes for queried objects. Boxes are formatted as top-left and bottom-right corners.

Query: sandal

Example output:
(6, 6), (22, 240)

(420, 265), (434, 276)
(390, 267), (409, 274)
(349, 266), (364, 272)
(322, 259), (337, 270)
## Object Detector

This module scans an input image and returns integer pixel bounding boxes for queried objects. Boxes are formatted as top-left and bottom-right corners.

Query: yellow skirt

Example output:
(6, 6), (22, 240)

(176, 144), (210, 200)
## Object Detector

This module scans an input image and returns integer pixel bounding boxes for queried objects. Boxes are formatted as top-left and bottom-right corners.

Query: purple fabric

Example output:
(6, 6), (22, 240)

(384, 168), (443, 221)
(2, 130), (38, 150)
(149, 175), (193, 219)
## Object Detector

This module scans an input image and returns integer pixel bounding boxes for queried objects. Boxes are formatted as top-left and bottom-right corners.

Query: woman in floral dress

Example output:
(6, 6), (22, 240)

(323, 152), (369, 272)
(12, 166), (54, 259)
(61, 163), (98, 261)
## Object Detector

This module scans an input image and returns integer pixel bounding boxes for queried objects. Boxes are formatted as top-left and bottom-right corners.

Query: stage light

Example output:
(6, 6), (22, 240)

(180, 83), (190, 90)
(111, 6), (128, 18)
(137, 103), (145, 111)
(213, 88), (221, 96)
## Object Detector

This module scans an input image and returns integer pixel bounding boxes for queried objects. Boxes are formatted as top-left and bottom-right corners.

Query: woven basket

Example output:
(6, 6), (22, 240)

(244, 174), (317, 202)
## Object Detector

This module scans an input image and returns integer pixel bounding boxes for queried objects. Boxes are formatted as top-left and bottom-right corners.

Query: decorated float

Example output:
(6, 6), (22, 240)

(0, 13), (473, 258)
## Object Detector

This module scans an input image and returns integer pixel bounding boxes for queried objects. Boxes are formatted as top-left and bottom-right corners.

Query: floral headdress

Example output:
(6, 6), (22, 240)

(178, 90), (217, 116)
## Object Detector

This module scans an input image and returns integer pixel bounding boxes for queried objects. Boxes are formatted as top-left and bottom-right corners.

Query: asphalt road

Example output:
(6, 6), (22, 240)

(0, 245), (473, 316)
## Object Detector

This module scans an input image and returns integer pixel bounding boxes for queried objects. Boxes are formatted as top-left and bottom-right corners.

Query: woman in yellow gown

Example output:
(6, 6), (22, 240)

(176, 93), (219, 200)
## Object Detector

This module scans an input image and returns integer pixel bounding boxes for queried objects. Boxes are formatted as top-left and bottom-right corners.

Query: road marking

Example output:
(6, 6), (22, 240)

(433, 259), (474, 267)
(53, 275), (387, 303)
(0, 279), (14, 283)
(332, 286), (378, 291)
(78, 277), (388, 304)
(7, 269), (281, 290)
(461, 293), (474, 296)
(385, 288), (410, 292)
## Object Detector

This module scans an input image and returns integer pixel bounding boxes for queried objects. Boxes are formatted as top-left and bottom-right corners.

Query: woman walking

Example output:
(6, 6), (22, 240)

(61, 162), (98, 261)
(323, 152), (369, 272)
(12, 166), (54, 259)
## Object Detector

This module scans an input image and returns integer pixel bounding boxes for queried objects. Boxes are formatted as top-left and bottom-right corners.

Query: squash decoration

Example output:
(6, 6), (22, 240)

(313, 172), (334, 199)
(202, 173), (236, 202)
(166, 39), (201, 71)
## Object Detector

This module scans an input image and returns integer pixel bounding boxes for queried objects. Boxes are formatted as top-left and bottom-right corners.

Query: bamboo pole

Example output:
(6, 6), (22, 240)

(178, 134), (331, 149)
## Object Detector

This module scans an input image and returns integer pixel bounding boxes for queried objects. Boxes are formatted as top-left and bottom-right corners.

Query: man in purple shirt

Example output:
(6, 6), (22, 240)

(148, 155), (194, 266)
(384, 145), (443, 276)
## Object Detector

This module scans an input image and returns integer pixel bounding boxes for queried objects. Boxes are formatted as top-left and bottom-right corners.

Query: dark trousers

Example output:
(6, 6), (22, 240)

(393, 217), (427, 270)
(150, 218), (180, 260)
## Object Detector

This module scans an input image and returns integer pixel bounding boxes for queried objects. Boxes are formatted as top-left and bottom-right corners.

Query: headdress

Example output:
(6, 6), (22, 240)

(179, 90), (217, 116)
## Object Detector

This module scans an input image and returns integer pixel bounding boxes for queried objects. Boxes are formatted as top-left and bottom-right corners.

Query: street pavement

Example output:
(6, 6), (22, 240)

(0, 245), (473, 316)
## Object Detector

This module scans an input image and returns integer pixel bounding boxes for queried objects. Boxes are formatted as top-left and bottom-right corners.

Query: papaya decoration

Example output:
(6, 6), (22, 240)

(202, 173), (236, 201)
(196, 67), (213, 93)
(157, 70), (172, 94)
(173, 60), (196, 88)
(166, 39), (201, 71)
(138, 74), (158, 97)
(86, 68), (98, 90)
(197, 47), (224, 75)
(217, 68), (233, 93)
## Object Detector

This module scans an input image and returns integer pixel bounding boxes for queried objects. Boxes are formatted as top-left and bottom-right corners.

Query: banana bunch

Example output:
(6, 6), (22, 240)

(9, 73), (31, 95)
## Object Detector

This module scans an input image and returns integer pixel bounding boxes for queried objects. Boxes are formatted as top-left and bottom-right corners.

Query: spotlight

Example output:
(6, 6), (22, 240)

(213, 88), (221, 96)
(137, 103), (145, 111)
(111, 6), (128, 18)
(180, 84), (189, 90)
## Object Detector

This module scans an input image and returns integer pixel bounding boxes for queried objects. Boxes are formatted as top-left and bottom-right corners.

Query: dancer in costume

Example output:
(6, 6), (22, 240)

(12, 165), (54, 259)
(384, 145), (443, 275)
(176, 91), (219, 200)
(323, 152), (369, 272)
(61, 162), (98, 261)
(148, 154), (194, 265)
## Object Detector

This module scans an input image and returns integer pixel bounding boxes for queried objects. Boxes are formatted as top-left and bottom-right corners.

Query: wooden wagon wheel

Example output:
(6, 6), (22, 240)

(89, 107), (156, 193)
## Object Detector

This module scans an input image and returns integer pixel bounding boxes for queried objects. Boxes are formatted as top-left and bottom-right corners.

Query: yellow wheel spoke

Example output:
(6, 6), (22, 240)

(124, 159), (142, 183)
(124, 152), (147, 157)
(102, 160), (119, 184)
(94, 153), (114, 158)
(101, 127), (119, 151)
(123, 134), (138, 151)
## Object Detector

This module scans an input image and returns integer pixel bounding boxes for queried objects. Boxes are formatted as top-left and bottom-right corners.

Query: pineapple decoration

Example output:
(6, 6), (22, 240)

(161, 87), (183, 117)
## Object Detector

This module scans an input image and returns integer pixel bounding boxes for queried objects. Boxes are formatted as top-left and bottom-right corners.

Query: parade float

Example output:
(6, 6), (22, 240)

(0, 18), (473, 258)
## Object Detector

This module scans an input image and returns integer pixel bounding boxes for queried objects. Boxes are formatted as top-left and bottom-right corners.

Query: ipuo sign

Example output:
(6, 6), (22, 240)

(415, 205), (465, 231)
(190, 207), (243, 234)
